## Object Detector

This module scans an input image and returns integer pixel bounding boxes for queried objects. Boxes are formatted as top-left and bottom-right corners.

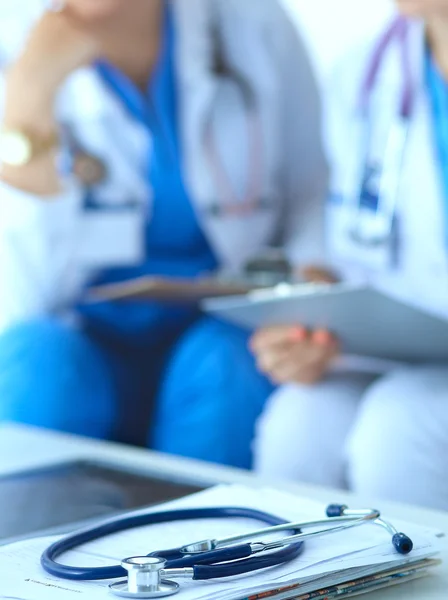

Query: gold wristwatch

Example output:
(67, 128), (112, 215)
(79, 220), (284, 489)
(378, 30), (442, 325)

(0, 128), (59, 167)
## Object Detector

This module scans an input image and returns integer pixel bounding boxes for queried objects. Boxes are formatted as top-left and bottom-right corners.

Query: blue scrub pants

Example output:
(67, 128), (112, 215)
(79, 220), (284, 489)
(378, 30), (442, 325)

(0, 318), (272, 469)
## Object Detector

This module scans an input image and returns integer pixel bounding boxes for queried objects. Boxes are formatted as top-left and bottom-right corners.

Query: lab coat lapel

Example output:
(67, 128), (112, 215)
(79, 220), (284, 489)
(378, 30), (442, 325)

(172, 0), (280, 272)
(373, 20), (448, 315)
(60, 68), (150, 206)
(172, 0), (217, 206)
(59, 69), (151, 266)
(398, 34), (448, 315)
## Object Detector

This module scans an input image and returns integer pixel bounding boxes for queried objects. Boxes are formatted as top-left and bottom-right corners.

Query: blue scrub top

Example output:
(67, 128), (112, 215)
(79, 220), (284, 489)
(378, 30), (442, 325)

(425, 50), (448, 249)
(79, 7), (218, 339)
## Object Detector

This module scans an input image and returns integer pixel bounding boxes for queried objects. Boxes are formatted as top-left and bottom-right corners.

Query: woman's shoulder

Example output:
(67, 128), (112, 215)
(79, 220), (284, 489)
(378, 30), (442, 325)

(217, 0), (301, 43)
(0, 1), (43, 66)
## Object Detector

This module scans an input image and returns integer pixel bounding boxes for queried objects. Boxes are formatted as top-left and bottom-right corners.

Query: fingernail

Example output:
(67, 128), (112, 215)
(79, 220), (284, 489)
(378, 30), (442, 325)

(290, 326), (307, 341)
(313, 329), (332, 346)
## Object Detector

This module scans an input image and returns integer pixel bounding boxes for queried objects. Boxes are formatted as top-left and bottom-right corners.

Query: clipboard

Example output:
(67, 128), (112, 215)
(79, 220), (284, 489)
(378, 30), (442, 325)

(203, 283), (448, 363)
(86, 276), (262, 304)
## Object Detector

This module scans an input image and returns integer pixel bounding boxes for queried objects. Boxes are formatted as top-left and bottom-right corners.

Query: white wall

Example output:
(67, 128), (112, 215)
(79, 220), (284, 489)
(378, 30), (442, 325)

(282, 0), (394, 85)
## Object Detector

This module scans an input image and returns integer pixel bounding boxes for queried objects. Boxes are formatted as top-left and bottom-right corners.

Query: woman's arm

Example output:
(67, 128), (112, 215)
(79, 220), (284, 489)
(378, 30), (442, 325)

(0, 11), (98, 333)
(1, 11), (98, 193)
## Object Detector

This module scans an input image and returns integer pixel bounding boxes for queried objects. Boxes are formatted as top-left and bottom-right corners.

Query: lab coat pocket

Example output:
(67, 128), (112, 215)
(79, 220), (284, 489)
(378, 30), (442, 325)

(327, 202), (393, 272)
(76, 207), (145, 268)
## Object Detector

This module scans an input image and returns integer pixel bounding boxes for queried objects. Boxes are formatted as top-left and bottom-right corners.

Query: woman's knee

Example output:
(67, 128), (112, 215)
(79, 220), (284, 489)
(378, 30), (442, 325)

(173, 318), (251, 370)
(152, 318), (272, 467)
(0, 319), (115, 437)
(162, 318), (266, 398)
(254, 374), (371, 486)
(253, 384), (311, 479)
(347, 367), (448, 509)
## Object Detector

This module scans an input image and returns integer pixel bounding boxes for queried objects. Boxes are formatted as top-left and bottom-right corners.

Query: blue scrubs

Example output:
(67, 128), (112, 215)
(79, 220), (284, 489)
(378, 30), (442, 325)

(80, 7), (218, 338)
(0, 9), (273, 468)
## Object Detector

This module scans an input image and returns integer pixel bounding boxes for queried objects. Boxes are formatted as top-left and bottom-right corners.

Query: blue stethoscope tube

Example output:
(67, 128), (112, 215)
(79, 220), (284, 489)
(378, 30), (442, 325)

(41, 507), (304, 581)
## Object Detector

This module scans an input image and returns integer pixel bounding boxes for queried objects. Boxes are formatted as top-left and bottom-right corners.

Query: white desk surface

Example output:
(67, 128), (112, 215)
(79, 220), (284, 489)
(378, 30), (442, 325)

(1, 423), (447, 599)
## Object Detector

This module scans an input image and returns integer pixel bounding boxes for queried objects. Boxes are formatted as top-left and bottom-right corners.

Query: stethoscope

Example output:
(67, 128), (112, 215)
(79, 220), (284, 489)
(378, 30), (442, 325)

(346, 16), (415, 249)
(198, 3), (269, 218)
(203, 70), (268, 218)
(41, 503), (413, 598)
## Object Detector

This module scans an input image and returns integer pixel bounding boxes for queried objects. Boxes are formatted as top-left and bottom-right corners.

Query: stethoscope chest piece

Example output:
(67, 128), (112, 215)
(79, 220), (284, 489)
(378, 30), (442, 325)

(109, 557), (180, 599)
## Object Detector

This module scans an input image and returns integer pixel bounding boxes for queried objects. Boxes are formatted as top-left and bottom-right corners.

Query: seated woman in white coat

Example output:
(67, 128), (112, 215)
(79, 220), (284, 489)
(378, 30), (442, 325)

(0, 0), (327, 468)
(252, 0), (448, 508)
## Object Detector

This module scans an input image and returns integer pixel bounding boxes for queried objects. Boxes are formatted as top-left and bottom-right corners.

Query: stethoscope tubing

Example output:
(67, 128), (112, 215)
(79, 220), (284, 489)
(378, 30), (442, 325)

(360, 16), (414, 120)
(41, 506), (303, 581)
(343, 16), (415, 248)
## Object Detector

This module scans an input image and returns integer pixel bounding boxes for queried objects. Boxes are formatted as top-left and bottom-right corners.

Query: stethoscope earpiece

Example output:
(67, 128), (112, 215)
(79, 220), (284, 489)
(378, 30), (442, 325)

(392, 533), (414, 555)
(325, 504), (348, 518)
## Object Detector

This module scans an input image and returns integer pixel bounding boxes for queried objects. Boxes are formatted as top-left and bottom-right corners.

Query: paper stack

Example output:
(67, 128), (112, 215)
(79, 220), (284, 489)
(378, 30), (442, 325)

(0, 484), (443, 600)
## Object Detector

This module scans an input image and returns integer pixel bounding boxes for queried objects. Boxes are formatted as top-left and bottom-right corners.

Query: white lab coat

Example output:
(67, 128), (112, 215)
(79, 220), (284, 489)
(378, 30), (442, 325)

(254, 19), (448, 509)
(326, 19), (448, 319)
(0, 0), (328, 334)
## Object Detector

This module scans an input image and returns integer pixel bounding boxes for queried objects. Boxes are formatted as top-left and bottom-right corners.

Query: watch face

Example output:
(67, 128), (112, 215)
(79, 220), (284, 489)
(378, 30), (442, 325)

(0, 131), (32, 166)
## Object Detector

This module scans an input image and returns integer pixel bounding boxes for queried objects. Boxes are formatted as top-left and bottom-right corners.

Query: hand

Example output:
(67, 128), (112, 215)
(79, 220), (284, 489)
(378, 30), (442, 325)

(250, 326), (339, 385)
(1, 11), (99, 193)
(7, 9), (99, 98)
(300, 265), (339, 284)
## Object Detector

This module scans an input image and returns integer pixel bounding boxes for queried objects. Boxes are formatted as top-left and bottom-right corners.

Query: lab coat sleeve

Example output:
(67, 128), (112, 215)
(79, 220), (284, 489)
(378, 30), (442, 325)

(0, 76), (85, 335)
(272, 6), (329, 267)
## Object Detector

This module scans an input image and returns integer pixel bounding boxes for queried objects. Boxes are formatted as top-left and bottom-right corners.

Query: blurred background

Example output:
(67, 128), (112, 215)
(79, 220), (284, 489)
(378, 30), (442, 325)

(1, 0), (448, 519)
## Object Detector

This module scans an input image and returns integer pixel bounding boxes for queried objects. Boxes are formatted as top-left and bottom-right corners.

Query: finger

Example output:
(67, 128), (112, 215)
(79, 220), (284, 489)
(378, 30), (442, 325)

(300, 265), (339, 284)
(311, 329), (338, 348)
(250, 326), (297, 350)
(250, 325), (307, 351)
(268, 342), (338, 385)
(268, 357), (317, 384)
(269, 356), (330, 386)
(254, 334), (323, 373)
(256, 346), (296, 375)
(249, 335), (297, 358)
(301, 348), (339, 382)
(257, 339), (327, 377)
(289, 336), (336, 365)
(256, 336), (323, 378)
(262, 346), (316, 383)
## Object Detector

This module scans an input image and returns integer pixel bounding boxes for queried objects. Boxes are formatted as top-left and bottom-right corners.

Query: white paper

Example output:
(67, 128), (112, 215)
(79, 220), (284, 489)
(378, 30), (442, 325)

(0, 485), (442, 600)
